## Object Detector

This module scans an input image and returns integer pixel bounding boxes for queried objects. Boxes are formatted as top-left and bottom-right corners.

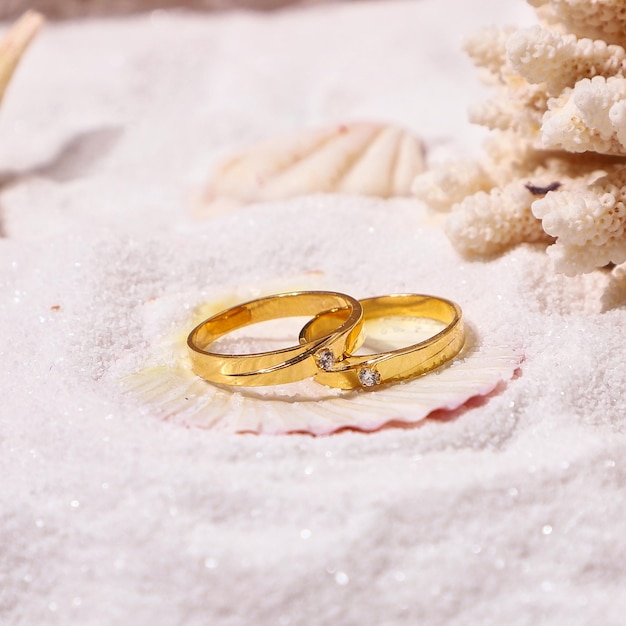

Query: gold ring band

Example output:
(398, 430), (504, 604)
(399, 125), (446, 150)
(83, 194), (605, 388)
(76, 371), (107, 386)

(300, 293), (464, 389)
(187, 291), (364, 386)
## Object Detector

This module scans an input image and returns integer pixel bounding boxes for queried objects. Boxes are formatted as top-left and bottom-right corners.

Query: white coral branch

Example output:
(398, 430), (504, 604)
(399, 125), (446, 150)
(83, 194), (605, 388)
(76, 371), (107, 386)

(413, 0), (626, 274)
(544, 0), (626, 47)
(464, 27), (514, 84)
(542, 75), (626, 154)
(469, 83), (548, 136)
(532, 166), (626, 274)
(412, 161), (492, 212)
(445, 182), (550, 255)
(508, 26), (626, 95)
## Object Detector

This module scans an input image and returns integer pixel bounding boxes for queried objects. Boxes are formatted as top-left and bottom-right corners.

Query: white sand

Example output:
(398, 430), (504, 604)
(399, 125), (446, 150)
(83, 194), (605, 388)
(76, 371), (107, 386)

(2, 1), (626, 624)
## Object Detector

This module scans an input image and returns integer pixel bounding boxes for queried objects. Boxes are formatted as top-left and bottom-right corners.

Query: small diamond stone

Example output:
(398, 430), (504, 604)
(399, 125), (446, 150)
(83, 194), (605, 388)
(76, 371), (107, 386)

(358, 366), (381, 387)
(316, 349), (335, 371)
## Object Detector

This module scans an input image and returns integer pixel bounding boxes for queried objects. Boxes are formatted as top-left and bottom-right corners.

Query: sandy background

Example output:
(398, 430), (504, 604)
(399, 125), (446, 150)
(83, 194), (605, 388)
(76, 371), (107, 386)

(2, 1), (626, 624)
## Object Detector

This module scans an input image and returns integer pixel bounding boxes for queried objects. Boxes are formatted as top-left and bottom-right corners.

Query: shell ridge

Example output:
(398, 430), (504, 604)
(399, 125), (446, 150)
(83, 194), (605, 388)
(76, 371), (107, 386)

(336, 125), (401, 195)
(333, 125), (389, 188)
(211, 127), (340, 194)
(394, 132), (423, 193)
(200, 122), (425, 212)
(247, 127), (341, 180)
(387, 127), (403, 191)
(266, 123), (381, 192)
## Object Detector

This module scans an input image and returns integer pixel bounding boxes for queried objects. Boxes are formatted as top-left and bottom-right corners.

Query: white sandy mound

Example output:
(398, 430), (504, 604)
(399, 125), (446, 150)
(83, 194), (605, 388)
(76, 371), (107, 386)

(2, 2), (626, 625)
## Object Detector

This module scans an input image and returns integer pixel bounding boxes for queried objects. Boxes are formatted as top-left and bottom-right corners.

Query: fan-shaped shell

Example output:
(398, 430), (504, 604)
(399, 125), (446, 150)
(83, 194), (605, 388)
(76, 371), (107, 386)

(121, 286), (522, 436)
(201, 122), (425, 214)
(0, 11), (43, 104)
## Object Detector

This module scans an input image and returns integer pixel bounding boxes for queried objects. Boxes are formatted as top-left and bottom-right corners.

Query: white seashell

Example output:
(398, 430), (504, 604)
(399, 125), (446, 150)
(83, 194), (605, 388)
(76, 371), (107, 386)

(121, 286), (521, 436)
(0, 11), (43, 104)
(200, 122), (425, 214)
(124, 346), (521, 436)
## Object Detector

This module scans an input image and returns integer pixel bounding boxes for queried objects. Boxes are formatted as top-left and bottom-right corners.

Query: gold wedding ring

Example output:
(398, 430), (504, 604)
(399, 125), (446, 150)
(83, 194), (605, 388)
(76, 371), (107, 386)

(300, 294), (464, 389)
(187, 291), (363, 386)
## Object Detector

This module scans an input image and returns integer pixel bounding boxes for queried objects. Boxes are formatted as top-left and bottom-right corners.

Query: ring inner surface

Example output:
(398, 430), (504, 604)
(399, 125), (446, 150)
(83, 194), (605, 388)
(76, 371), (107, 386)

(301, 295), (459, 354)
(192, 292), (357, 355)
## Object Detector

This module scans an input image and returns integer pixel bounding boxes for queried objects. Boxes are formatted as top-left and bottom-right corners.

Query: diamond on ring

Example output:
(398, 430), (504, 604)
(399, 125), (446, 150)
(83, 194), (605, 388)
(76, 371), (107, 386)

(358, 366), (381, 387)
(316, 348), (336, 372)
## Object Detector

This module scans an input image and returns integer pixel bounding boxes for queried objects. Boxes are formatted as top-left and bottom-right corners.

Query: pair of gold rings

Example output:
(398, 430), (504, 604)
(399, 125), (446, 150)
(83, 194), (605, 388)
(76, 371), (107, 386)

(187, 291), (465, 390)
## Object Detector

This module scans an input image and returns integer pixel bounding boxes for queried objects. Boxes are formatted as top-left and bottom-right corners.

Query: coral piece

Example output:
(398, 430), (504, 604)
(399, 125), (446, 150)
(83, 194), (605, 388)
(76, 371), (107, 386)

(533, 166), (626, 274)
(507, 26), (626, 95)
(415, 128), (626, 256)
(413, 159), (492, 212)
(445, 181), (552, 256)
(200, 122), (425, 214)
(467, 84), (548, 137)
(0, 11), (44, 105)
(464, 31), (544, 137)
(543, 0), (626, 47)
(414, 1), (626, 274)
(543, 75), (626, 154)
(464, 26), (514, 84)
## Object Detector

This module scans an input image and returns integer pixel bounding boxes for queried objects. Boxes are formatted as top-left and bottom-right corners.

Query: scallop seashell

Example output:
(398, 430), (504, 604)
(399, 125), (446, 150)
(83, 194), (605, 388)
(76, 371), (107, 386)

(200, 122), (425, 214)
(121, 285), (522, 436)
(0, 11), (44, 104)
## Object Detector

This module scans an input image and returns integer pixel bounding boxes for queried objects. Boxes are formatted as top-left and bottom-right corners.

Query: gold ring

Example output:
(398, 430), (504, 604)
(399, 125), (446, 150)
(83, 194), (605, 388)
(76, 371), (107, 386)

(187, 291), (364, 386)
(300, 293), (464, 389)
